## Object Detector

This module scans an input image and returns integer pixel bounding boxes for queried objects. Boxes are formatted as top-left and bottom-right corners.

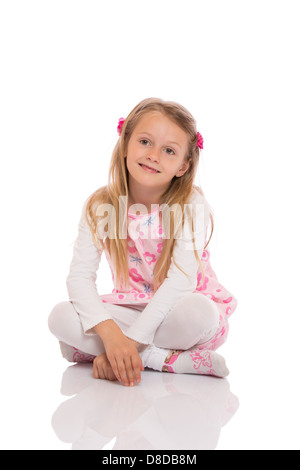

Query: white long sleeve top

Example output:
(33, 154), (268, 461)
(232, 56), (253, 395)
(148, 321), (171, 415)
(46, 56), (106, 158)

(66, 187), (212, 345)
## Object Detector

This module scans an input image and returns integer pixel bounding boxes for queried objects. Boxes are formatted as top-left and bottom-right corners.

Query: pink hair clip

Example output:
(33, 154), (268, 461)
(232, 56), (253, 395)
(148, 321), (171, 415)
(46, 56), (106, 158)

(196, 132), (204, 149)
(117, 117), (125, 136)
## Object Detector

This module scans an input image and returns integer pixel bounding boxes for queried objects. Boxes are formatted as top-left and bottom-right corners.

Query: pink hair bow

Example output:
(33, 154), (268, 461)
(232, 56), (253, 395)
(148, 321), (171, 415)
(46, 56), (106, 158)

(117, 117), (125, 136)
(196, 132), (204, 149)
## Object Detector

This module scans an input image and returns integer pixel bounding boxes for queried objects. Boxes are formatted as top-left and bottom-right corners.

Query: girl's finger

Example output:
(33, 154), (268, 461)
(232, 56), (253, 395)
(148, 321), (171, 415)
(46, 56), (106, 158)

(101, 365), (108, 380)
(107, 367), (118, 381)
(107, 355), (122, 382)
(117, 359), (129, 386)
(124, 357), (135, 386)
(132, 356), (143, 384)
(93, 360), (99, 379)
(106, 362), (118, 381)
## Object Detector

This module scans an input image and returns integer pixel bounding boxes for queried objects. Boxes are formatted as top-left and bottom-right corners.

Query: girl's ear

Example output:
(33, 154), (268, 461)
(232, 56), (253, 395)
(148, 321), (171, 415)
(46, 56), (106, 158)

(176, 157), (191, 177)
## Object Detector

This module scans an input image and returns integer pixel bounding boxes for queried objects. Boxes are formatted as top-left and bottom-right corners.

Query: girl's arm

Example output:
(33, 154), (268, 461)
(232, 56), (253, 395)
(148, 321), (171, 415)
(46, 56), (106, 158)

(66, 198), (143, 386)
(66, 198), (114, 334)
(124, 192), (211, 345)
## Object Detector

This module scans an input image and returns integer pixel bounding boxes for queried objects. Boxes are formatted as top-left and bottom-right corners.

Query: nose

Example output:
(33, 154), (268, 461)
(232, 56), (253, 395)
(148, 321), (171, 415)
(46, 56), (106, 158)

(147, 146), (160, 163)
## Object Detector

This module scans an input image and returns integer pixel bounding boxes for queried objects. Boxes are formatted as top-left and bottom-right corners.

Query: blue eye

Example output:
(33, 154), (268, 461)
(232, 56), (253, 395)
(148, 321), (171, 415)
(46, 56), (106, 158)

(166, 148), (175, 155)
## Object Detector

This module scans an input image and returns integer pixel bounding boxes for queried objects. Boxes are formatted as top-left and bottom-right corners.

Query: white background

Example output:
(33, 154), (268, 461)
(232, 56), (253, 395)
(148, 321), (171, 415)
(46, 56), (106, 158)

(1, 0), (299, 450)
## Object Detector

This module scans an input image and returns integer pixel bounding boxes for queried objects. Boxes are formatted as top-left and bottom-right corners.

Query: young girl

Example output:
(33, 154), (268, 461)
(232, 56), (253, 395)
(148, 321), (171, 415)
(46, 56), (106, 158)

(48, 97), (237, 387)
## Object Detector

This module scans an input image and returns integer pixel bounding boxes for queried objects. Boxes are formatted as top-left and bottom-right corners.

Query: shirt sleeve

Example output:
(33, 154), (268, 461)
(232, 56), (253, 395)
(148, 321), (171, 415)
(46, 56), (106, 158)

(66, 197), (113, 335)
(125, 190), (211, 345)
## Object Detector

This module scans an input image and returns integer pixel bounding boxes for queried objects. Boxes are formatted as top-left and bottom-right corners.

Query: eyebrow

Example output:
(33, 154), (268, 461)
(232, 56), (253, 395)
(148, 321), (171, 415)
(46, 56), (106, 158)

(136, 132), (182, 149)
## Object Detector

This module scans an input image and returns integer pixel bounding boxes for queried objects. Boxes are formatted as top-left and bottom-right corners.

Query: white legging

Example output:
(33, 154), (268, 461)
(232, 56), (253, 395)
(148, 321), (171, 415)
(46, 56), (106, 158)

(48, 293), (220, 358)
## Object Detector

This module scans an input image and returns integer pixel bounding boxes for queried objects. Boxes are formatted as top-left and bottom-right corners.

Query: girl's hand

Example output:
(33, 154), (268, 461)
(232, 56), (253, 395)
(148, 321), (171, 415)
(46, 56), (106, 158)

(93, 353), (118, 381)
(127, 338), (143, 350)
(105, 334), (144, 386)
(94, 320), (144, 386)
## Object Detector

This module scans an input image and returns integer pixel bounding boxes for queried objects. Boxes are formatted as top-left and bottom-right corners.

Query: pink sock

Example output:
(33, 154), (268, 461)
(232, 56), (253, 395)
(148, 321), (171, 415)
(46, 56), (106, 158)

(59, 341), (96, 363)
(162, 348), (229, 378)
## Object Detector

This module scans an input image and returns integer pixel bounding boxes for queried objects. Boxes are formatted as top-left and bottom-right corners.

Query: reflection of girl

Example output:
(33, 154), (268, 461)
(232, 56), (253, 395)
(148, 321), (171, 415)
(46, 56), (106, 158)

(52, 365), (239, 450)
(48, 98), (237, 386)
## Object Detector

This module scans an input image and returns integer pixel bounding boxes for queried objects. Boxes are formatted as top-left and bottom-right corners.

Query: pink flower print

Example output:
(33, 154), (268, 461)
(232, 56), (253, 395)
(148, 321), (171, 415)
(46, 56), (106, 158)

(144, 251), (156, 265)
(219, 326), (226, 337)
(127, 239), (137, 254)
(201, 249), (210, 262)
(205, 293), (217, 301)
(226, 306), (232, 316)
(223, 297), (233, 304)
(72, 348), (96, 363)
(196, 272), (209, 291)
(133, 292), (151, 302)
(153, 224), (164, 239)
(206, 324), (228, 350)
(129, 268), (145, 283)
(139, 237), (147, 247)
(157, 242), (163, 254)
(189, 349), (212, 370)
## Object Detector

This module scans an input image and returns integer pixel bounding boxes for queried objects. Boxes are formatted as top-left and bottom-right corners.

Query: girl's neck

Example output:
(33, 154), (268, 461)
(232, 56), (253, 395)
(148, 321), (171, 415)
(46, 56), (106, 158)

(128, 188), (163, 213)
(128, 196), (159, 214)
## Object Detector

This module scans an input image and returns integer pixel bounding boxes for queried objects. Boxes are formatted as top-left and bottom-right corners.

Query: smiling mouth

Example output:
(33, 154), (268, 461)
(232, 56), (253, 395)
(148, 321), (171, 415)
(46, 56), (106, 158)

(139, 163), (161, 173)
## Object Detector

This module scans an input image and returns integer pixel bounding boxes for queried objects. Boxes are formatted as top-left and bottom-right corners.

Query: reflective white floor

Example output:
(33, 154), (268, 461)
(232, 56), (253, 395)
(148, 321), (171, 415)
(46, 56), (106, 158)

(1, 313), (300, 451)
(51, 365), (239, 450)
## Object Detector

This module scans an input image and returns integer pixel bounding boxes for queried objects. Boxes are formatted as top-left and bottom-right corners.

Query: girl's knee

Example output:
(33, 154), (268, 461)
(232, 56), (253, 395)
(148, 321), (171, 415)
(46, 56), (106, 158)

(179, 294), (220, 348)
(48, 301), (77, 338)
(180, 293), (220, 331)
(197, 295), (220, 331)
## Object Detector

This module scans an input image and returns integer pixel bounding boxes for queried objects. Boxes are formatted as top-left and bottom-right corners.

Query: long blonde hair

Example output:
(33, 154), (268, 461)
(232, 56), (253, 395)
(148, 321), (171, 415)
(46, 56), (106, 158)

(85, 97), (214, 292)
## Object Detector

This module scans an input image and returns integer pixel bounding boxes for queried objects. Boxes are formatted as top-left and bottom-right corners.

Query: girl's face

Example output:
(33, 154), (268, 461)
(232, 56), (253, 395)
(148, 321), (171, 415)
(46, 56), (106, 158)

(125, 112), (191, 192)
